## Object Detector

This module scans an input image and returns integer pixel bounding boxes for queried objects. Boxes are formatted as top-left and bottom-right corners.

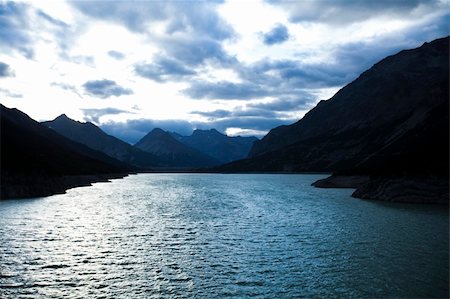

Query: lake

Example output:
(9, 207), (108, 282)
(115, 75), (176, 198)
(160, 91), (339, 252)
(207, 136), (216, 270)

(0, 174), (448, 298)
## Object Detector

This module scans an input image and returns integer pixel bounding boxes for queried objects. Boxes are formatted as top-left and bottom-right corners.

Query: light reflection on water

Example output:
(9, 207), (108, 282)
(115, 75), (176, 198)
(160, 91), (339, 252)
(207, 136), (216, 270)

(0, 174), (448, 298)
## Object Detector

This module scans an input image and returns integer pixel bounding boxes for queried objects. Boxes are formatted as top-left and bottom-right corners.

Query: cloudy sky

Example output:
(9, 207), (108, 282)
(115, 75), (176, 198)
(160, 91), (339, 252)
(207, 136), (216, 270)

(1, 0), (448, 143)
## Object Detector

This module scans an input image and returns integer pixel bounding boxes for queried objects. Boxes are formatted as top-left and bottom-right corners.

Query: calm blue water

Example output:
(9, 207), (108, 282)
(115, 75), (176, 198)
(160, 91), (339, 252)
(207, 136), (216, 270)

(0, 174), (448, 298)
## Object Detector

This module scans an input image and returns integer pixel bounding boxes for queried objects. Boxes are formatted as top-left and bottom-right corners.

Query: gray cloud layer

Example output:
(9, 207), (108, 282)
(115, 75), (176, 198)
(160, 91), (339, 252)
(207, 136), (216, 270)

(83, 79), (133, 99)
(271, 0), (445, 24)
(135, 55), (196, 82)
(262, 24), (289, 45)
(2, 0), (448, 140)
(0, 2), (34, 58)
(100, 115), (290, 144)
(0, 62), (14, 77)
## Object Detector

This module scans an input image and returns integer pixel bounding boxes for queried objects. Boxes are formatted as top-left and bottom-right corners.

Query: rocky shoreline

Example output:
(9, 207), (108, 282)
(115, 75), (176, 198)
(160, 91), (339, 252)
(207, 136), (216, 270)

(1, 173), (129, 199)
(313, 175), (449, 204)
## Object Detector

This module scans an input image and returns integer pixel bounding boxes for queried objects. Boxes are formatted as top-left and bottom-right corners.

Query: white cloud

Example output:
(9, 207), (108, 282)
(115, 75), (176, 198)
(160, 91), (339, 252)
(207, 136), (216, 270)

(0, 0), (448, 137)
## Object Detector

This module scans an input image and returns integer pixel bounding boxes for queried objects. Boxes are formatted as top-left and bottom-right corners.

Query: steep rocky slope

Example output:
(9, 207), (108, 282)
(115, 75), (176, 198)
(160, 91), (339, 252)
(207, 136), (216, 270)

(44, 115), (160, 169)
(217, 37), (449, 202)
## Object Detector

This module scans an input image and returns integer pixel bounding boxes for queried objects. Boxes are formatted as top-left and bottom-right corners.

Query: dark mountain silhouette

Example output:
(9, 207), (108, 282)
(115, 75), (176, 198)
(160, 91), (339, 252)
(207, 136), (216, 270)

(1, 104), (132, 199)
(170, 129), (257, 163)
(217, 37), (449, 203)
(135, 128), (220, 168)
(44, 115), (160, 169)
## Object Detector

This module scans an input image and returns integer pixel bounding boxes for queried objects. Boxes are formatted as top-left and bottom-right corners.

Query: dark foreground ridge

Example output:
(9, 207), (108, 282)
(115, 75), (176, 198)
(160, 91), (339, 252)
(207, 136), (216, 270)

(216, 36), (449, 203)
(1, 104), (131, 199)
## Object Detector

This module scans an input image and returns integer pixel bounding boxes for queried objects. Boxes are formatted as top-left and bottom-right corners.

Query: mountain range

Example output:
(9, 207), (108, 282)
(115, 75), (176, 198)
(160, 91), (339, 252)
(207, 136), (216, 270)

(216, 36), (449, 203)
(1, 105), (131, 198)
(171, 129), (257, 164)
(44, 115), (161, 169)
(134, 128), (220, 168)
(44, 116), (257, 169)
(2, 109), (257, 198)
(1, 36), (448, 202)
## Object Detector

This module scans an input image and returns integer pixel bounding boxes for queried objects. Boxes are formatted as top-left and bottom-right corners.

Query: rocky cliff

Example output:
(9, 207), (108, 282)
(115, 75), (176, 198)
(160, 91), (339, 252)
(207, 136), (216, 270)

(217, 37), (449, 203)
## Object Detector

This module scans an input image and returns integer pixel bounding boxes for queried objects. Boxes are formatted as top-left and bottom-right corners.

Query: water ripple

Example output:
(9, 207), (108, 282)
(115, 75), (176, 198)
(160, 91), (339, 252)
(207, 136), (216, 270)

(0, 174), (448, 298)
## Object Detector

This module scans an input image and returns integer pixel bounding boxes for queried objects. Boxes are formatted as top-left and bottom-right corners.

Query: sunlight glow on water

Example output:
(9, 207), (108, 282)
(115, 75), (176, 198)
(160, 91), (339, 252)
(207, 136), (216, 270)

(0, 174), (448, 298)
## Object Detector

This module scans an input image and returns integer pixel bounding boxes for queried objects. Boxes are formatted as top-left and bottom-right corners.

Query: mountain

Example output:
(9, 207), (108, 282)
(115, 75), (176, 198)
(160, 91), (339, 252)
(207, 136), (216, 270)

(135, 128), (220, 168)
(1, 105), (131, 199)
(170, 129), (257, 163)
(44, 115), (160, 169)
(217, 37), (449, 203)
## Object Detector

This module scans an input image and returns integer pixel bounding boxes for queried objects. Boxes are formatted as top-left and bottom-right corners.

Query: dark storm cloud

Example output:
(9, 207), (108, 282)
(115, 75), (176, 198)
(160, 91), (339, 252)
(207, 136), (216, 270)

(192, 108), (280, 119)
(70, 1), (234, 40)
(0, 62), (14, 77)
(247, 96), (315, 112)
(162, 37), (236, 67)
(245, 59), (352, 88)
(190, 96), (313, 134)
(182, 58), (348, 101)
(1, 1), (83, 62)
(81, 107), (132, 124)
(191, 109), (232, 119)
(83, 79), (133, 99)
(262, 24), (289, 45)
(108, 50), (125, 60)
(134, 55), (196, 82)
(269, 0), (445, 24)
(70, 1), (235, 68)
(0, 1), (34, 58)
(183, 81), (268, 100)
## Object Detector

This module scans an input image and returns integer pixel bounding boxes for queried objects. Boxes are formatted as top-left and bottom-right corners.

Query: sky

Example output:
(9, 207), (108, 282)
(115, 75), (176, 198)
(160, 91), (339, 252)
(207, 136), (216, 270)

(0, 0), (449, 144)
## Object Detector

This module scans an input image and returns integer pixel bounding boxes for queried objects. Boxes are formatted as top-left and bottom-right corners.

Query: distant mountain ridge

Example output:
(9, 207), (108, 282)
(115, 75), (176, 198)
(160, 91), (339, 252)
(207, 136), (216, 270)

(1, 104), (131, 199)
(170, 129), (257, 163)
(44, 116), (258, 169)
(44, 115), (160, 169)
(135, 128), (220, 168)
(217, 36), (449, 202)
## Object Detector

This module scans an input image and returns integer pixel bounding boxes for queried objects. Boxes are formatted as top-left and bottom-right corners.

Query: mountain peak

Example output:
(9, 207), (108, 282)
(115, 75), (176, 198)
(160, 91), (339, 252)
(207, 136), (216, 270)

(55, 114), (71, 121)
(148, 128), (167, 136)
(135, 127), (220, 167)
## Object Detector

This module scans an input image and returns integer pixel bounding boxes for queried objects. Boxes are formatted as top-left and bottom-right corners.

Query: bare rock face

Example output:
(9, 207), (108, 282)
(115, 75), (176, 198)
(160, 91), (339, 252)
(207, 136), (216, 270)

(312, 175), (370, 189)
(352, 177), (449, 204)
(312, 175), (449, 204)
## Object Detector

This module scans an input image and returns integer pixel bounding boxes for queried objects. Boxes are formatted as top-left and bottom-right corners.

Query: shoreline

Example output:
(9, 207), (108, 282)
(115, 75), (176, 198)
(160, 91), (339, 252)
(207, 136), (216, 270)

(0, 173), (130, 200)
(313, 175), (449, 204)
(3, 172), (448, 204)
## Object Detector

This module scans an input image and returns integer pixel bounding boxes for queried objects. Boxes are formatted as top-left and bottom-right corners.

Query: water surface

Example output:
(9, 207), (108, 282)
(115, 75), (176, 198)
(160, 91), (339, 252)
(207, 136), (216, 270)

(0, 174), (448, 298)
